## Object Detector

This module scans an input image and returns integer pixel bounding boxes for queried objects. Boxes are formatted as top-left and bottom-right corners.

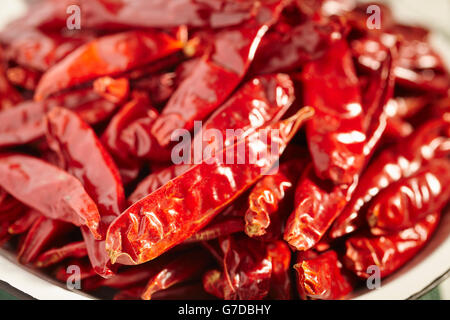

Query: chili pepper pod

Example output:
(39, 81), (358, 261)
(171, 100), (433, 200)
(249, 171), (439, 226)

(141, 249), (213, 300)
(93, 77), (130, 104)
(302, 39), (365, 185)
(294, 250), (353, 300)
(35, 241), (88, 268)
(0, 154), (102, 239)
(0, 66), (23, 111)
(267, 240), (293, 300)
(6, 66), (41, 91)
(8, 209), (41, 235)
(202, 236), (273, 300)
(151, 0), (288, 147)
(35, 30), (182, 100)
(344, 211), (441, 279)
(367, 159), (450, 235)
(106, 107), (314, 265)
(184, 217), (245, 243)
(45, 107), (126, 277)
(245, 158), (306, 240)
(330, 116), (450, 239)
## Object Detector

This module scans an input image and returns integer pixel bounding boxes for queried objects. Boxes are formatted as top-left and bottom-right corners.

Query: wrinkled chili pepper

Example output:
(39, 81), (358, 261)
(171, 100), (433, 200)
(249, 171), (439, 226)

(367, 159), (450, 235)
(106, 107), (313, 265)
(35, 241), (88, 268)
(46, 107), (126, 277)
(294, 250), (353, 300)
(203, 235), (273, 300)
(141, 249), (212, 300)
(151, 0), (287, 146)
(35, 30), (182, 100)
(184, 217), (244, 243)
(330, 116), (450, 239)
(0, 153), (101, 239)
(344, 212), (440, 279)
(8, 209), (41, 235)
(267, 240), (292, 300)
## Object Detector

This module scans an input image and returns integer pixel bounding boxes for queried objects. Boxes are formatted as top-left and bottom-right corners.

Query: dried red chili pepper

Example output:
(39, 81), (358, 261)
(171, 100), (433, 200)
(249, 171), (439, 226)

(151, 0), (287, 146)
(0, 153), (102, 238)
(8, 209), (41, 235)
(203, 235), (273, 300)
(267, 240), (292, 300)
(330, 116), (450, 239)
(54, 258), (97, 283)
(46, 107), (126, 276)
(367, 159), (450, 235)
(302, 39), (365, 185)
(6, 66), (41, 91)
(93, 76), (129, 104)
(106, 107), (313, 265)
(344, 212), (440, 279)
(35, 241), (88, 268)
(17, 216), (74, 264)
(35, 30), (182, 100)
(141, 249), (212, 300)
(184, 217), (244, 243)
(0, 63), (22, 111)
(294, 250), (353, 300)
(245, 158), (306, 240)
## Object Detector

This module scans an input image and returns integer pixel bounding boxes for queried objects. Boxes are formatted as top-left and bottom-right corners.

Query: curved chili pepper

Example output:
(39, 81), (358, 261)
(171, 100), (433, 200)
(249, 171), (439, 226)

(267, 240), (292, 300)
(46, 107), (126, 276)
(184, 217), (244, 243)
(245, 158), (306, 240)
(8, 209), (41, 235)
(203, 236), (273, 300)
(106, 107), (313, 265)
(302, 39), (365, 185)
(54, 258), (97, 283)
(284, 164), (349, 251)
(0, 153), (102, 239)
(330, 116), (450, 239)
(17, 216), (74, 264)
(191, 73), (295, 162)
(35, 241), (88, 268)
(141, 249), (212, 300)
(35, 30), (182, 100)
(129, 164), (192, 204)
(294, 250), (353, 300)
(367, 159), (450, 235)
(6, 66), (41, 91)
(344, 212), (440, 279)
(151, 0), (287, 146)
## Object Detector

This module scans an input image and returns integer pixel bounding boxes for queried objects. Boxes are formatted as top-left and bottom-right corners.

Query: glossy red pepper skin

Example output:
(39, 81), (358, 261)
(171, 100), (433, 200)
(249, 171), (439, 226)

(141, 249), (212, 300)
(191, 74), (295, 162)
(0, 154), (102, 238)
(151, 0), (287, 146)
(267, 240), (292, 300)
(35, 241), (88, 268)
(330, 116), (450, 239)
(184, 217), (244, 243)
(245, 158), (306, 240)
(344, 212), (440, 279)
(284, 164), (350, 251)
(35, 30), (182, 100)
(367, 159), (450, 235)
(17, 216), (74, 264)
(302, 39), (365, 185)
(294, 250), (353, 300)
(106, 107), (313, 265)
(0, 88), (119, 148)
(46, 107), (126, 277)
(203, 236), (273, 300)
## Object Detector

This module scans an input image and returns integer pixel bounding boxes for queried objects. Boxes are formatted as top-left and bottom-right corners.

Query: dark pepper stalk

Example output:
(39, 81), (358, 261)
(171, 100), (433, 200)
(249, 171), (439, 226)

(367, 159), (450, 235)
(106, 107), (314, 265)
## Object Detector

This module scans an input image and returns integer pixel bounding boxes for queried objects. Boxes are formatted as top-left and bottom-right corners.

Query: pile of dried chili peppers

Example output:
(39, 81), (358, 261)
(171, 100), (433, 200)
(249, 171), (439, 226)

(0, 0), (449, 300)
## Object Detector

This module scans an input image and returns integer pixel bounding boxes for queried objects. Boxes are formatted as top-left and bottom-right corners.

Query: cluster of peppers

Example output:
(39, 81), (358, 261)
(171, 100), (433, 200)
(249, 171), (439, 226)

(0, 0), (449, 300)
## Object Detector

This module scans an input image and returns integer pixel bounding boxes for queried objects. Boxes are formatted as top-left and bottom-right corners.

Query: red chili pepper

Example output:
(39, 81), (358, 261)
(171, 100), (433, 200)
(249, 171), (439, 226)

(106, 107), (314, 265)
(0, 153), (102, 239)
(184, 217), (244, 243)
(151, 0), (287, 146)
(203, 236), (273, 300)
(245, 158), (306, 240)
(35, 30), (182, 100)
(367, 159), (450, 235)
(8, 209), (41, 235)
(17, 215), (74, 264)
(6, 66), (41, 91)
(93, 77), (129, 104)
(330, 116), (450, 239)
(35, 241), (88, 268)
(267, 240), (292, 300)
(54, 258), (98, 283)
(141, 249), (212, 300)
(302, 39), (365, 185)
(344, 212), (440, 279)
(0, 62), (22, 111)
(294, 250), (353, 300)
(46, 107), (126, 276)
